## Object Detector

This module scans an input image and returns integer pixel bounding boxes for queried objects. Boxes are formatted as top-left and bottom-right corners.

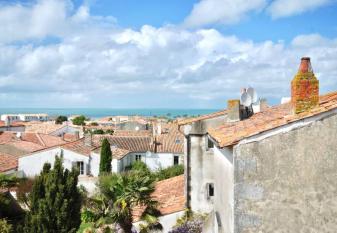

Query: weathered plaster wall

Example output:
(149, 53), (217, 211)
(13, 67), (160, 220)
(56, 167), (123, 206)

(214, 146), (234, 233)
(189, 135), (214, 213)
(233, 113), (337, 233)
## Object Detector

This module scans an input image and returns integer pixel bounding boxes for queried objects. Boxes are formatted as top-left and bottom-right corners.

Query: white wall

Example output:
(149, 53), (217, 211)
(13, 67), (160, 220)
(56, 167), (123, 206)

(18, 148), (90, 177)
(213, 146), (234, 233)
(90, 152), (100, 176)
(189, 135), (214, 214)
(137, 152), (183, 171)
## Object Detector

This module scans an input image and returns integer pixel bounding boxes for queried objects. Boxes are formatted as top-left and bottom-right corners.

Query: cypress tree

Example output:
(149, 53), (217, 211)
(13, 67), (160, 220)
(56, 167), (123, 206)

(23, 156), (81, 233)
(99, 138), (112, 175)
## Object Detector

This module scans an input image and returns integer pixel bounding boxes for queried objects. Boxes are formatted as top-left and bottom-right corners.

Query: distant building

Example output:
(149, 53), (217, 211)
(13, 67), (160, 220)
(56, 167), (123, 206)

(0, 113), (49, 122)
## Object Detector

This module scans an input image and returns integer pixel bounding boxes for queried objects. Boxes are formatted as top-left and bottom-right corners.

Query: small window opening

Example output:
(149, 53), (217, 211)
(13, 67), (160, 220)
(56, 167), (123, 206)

(174, 155), (179, 165)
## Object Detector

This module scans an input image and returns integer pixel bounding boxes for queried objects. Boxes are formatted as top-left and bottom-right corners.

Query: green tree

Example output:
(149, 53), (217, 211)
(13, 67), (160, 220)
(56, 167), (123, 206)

(0, 218), (12, 233)
(55, 115), (68, 124)
(85, 173), (158, 233)
(72, 115), (87, 126)
(23, 156), (82, 233)
(99, 139), (112, 175)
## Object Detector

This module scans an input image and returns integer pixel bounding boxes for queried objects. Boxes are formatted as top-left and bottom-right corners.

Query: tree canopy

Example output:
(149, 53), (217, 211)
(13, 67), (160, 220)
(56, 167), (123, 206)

(99, 138), (112, 175)
(23, 156), (82, 233)
(72, 115), (87, 126)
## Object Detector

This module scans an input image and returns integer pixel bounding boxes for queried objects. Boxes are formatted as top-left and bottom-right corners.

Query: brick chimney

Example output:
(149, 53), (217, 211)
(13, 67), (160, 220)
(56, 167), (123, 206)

(227, 99), (240, 122)
(291, 57), (319, 114)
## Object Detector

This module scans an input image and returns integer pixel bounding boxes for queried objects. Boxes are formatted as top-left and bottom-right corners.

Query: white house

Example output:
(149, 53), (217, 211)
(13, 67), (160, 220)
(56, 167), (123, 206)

(18, 123), (184, 184)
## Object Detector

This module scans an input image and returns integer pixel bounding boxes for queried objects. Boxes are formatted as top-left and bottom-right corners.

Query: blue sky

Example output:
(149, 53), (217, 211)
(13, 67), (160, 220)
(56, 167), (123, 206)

(0, 0), (337, 108)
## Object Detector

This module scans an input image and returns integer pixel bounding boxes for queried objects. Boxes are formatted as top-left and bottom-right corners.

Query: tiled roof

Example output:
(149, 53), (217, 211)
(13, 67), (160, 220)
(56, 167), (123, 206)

(154, 123), (184, 154)
(0, 132), (66, 155)
(0, 153), (18, 173)
(93, 135), (152, 153)
(63, 133), (79, 142)
(0, 121), (25, 127)
(133, 175), (185, 221)
(113, 130), (152, 137)
(93, 146), (130, 159)
(25, 122), (65, 134)
(178, 109), (227, 125)
(61, 139), (98, 156)
(209, 91), (337, 147)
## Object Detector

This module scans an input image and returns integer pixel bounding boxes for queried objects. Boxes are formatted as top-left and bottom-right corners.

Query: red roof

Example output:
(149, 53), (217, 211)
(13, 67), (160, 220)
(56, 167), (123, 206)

(209, 91), (337, 147)
(133, 175), (185, 221)
(0, 153), (18, 173)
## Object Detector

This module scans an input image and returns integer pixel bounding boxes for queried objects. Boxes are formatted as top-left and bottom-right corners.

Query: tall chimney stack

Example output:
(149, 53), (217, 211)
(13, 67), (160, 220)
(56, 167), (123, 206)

(227, 99), (241, 122)
(291, 57), (319, 114)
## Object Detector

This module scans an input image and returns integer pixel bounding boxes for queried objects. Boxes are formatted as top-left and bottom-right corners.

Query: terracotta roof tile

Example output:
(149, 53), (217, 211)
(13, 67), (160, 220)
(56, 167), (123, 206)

(61, 139), (98, 156)
(133, 175), (185, 221)
(154, 123), (184, 154)
(209, 91), (337, 147)
(0, 153), (18, 173)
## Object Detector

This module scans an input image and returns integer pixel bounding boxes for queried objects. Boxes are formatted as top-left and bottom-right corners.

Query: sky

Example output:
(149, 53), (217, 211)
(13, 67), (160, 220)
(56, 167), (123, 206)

(0, 0), (337, 108)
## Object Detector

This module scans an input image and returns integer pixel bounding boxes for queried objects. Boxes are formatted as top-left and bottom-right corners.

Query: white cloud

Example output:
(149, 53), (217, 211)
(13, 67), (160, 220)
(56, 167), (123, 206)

(267, 0), (333, 19)
(0, 1), (337, 108)
(183, 0), (266, 27)
(0, 0), (116, 43)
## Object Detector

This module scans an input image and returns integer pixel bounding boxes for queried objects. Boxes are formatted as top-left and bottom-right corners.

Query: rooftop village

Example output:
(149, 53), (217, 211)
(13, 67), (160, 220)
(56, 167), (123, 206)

(1, 57), (337, 232)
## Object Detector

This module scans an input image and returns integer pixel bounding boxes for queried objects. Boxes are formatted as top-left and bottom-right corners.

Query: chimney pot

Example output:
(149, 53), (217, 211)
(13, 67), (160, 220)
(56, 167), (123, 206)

(84, 133), (92, 147)
(291, 57), (319, 114)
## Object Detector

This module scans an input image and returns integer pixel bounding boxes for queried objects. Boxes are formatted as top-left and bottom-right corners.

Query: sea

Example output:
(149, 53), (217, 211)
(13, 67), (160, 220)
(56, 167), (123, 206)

(0, 108), (219, 119)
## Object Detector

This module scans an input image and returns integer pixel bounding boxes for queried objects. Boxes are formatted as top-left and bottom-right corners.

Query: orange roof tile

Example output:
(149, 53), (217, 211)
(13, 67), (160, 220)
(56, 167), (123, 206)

(209, 91), (337, 147)
(133, 175), (185, 221)
(0, 153), (18, 173)
(61, 138), (98, 156)
(154, 123), (184, 154)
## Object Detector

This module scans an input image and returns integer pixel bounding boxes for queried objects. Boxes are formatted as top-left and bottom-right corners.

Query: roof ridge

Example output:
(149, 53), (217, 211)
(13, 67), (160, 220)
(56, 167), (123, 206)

(35, 133), (46, 147)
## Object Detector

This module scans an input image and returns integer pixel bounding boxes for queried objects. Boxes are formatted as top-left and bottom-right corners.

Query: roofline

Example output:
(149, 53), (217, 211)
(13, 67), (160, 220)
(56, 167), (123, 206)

(214, 105), (337, 148)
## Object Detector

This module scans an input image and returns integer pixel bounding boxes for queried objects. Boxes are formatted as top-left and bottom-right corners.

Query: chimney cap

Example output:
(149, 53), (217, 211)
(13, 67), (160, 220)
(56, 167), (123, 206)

(299, 57), (312, 73)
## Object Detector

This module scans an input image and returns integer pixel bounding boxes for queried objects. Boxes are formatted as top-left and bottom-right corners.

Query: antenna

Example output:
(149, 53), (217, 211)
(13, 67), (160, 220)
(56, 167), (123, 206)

(240, 92), (252, 107)
(247, 87), (258, 103)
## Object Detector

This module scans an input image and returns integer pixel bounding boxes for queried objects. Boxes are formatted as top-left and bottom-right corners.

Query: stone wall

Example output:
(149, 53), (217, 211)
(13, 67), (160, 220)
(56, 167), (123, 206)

(233, 113), (337, 233)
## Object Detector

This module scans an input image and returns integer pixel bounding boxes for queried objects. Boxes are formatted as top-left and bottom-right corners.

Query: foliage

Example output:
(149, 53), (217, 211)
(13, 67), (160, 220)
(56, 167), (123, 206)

(105, 129), (114, 135)
(0, 174), (18, 189)
(22, 156), (82, 233)
(152, 165), (184, 181)
(90, 122), (99, 126)
(99, 139), (112, 175)
(169, 210), (205, 233)
(16, 178), (34, 208)
(55, 115), (68, 124)
(72, 115), (88, 126)
(168, 219), (203, 233)
(0, 218), (12, 233)
(83, 172), (158, 233)
(92, 129), (105, 135)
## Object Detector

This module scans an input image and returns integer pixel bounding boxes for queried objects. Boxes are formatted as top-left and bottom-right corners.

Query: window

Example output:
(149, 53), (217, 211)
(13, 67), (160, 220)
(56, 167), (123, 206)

(174, 155), (179, 165)
(206, 183), (214, 199)
(135, 154), (142, 161)
(206, 137), (214, 151)
(76, 161), (84, 175)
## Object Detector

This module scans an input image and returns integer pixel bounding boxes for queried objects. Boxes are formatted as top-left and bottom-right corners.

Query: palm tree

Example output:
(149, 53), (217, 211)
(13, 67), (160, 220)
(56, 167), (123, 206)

(85, 172), (160, 233)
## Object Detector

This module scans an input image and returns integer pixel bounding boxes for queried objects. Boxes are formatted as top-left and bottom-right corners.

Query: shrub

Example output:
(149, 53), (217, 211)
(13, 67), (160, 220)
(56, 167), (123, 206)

(0, 218), (12, 233)
(72, 115), (87, 126)
(55, 115), (68, 124)
(153, 165), (184, 181)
